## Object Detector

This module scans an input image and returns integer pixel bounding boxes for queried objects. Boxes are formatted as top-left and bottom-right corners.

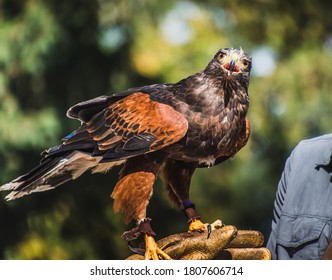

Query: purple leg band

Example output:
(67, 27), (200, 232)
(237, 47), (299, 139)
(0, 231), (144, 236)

(182, 199), (194, 209)
(182, 200), (200, 223)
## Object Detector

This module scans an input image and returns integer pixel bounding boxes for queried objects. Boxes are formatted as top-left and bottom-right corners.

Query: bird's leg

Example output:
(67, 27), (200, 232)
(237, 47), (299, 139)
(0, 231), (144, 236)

(144, 233), (172, 260)
(183, 200), (224, 236)
(122, 217), (172, 260)
(140, 219), (172, 260)
(113, 155), (172, 260)
(161, 159), (223, 238)
(182, 199), (204, 231)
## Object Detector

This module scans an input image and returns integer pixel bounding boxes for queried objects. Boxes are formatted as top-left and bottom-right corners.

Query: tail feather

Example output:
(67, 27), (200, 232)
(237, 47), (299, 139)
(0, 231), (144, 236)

(0, 151), (116, 201)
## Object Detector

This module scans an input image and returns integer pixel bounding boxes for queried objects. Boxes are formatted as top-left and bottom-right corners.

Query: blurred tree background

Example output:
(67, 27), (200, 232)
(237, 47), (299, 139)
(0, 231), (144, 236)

(1, 0), (332, 259)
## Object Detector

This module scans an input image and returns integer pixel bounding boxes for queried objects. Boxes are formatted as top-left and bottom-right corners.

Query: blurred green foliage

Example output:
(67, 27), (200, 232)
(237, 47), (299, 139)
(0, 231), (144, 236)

(1, 0), (332, 259)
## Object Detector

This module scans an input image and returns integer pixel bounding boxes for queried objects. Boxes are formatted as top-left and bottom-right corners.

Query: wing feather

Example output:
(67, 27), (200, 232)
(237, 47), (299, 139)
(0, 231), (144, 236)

(65, 91), (188, 162)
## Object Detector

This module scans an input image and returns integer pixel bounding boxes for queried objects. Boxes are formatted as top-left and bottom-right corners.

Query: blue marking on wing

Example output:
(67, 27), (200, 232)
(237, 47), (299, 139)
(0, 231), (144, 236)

(62, 131), (76, 141)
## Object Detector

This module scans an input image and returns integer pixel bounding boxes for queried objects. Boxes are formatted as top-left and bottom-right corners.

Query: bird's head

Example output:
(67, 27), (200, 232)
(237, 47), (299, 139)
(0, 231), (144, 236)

(208, 47), (252, 80)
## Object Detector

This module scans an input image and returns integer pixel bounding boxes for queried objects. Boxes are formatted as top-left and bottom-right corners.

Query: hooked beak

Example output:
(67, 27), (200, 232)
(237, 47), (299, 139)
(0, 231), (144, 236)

(222, 54), (240, 75)
(229, 59), (236, 71)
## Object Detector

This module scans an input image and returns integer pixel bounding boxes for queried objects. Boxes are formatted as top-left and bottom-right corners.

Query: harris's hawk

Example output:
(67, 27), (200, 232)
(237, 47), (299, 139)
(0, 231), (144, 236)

(0, 48), (252, 259)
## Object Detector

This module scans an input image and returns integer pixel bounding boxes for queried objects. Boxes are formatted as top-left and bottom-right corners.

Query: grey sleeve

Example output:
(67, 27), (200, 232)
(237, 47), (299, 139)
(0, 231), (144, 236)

(266, 140), (332, 259)
(266, 153), (291, 259)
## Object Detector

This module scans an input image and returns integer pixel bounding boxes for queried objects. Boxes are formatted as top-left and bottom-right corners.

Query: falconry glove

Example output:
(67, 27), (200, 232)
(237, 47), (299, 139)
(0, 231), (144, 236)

(126, 225), (271, 260)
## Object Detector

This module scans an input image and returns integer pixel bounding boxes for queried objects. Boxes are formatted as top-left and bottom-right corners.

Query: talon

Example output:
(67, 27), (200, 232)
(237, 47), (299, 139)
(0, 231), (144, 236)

(128, 241), (145, 256)
(207, 224), (212, 239)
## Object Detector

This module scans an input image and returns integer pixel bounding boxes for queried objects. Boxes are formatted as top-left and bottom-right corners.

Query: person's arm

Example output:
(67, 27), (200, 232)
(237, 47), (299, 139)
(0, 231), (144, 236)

(266, 152), (293, 259)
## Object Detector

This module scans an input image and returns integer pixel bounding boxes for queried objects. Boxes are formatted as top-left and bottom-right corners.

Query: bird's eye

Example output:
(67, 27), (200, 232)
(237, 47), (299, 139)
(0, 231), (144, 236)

(242, 59), (250, 68)
(218, 51), (227, 60)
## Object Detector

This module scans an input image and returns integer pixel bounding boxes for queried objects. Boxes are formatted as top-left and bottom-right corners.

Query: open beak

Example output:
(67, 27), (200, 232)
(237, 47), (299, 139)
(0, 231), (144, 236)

(223, 55), (240, 74)
(228, 59), (236, 71)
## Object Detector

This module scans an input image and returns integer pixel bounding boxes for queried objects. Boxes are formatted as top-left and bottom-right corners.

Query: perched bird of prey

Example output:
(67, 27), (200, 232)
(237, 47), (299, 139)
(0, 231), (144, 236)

(0, 47), (252, 260)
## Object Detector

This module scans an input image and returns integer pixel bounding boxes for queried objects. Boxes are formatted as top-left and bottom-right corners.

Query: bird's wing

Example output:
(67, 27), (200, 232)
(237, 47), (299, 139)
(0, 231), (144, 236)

(0, 89), (188, 200)
(66, 85), (151, 122)
(62, 91), (189, 162)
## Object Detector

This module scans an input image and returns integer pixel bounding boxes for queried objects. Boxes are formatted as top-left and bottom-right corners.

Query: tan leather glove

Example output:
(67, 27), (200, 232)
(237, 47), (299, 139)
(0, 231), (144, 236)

(126, 225), (271, 260)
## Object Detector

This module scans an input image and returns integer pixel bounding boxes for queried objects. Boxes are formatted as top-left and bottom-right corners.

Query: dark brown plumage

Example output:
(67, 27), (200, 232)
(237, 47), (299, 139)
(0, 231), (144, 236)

(0, 47), (252, 259)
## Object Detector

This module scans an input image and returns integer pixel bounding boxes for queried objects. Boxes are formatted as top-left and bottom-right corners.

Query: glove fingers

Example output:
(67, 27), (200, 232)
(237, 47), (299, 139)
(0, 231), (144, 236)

(161, 225), (237, 260)
(228, 229), (265, 248)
